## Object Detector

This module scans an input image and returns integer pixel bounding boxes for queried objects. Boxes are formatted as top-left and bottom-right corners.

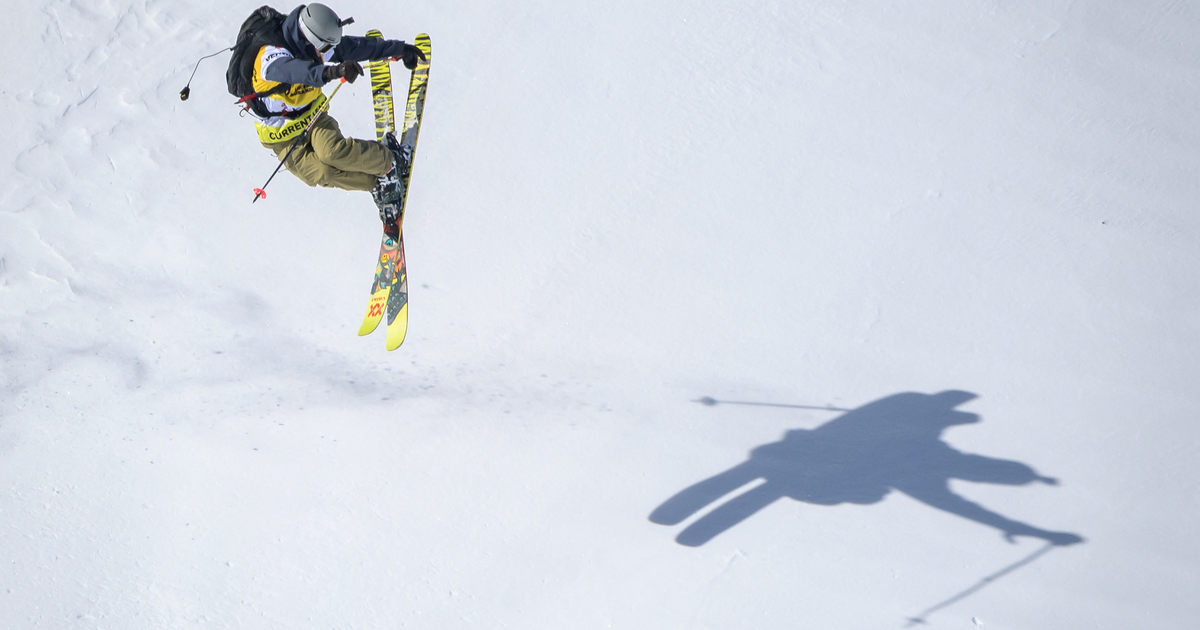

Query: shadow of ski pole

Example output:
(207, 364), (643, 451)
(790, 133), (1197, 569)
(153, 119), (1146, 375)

(695, 396), (851, 412)
(903, 542), (1056, 627)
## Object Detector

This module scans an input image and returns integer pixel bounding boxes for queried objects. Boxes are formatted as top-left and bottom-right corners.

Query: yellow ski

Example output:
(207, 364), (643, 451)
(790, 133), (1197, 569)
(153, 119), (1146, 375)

(357, 29), (397, 337)
(383, 33), (431, 351)
(358, 32), (429, 350)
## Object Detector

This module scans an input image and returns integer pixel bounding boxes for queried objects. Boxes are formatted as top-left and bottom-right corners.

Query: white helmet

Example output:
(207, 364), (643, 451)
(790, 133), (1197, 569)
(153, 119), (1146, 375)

(299, 3), (348, 53)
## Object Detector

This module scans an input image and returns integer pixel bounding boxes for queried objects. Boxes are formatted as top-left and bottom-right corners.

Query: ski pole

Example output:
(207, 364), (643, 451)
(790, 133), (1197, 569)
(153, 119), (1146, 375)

(252, 78), (347, 203)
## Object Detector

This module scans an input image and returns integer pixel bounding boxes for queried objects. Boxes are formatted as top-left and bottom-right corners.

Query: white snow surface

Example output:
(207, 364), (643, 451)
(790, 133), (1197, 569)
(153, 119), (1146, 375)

(3, 0), (1199, 628)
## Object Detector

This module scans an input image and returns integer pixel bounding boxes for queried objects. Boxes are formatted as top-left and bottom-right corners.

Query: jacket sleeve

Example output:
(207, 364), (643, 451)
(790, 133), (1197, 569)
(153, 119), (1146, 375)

(332, 36), (408, 63)
(262, 55), (328, 88)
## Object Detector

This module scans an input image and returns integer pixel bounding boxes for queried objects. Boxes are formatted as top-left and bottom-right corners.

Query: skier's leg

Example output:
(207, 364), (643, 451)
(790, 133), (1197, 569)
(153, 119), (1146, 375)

(307, 114), (393, 184)
(261, 136), (371, 191)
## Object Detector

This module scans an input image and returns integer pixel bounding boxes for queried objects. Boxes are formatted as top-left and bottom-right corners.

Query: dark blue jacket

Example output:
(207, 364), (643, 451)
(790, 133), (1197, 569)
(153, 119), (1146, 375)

(264, 5), (409, 87)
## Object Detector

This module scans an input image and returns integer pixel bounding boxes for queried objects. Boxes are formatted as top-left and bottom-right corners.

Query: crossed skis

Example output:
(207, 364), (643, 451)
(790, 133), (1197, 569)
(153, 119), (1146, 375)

(357, 32), (431, 351)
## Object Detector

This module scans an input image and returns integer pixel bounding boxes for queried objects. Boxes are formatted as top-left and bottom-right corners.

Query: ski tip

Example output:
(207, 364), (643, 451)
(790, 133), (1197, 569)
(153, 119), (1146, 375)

(253, 188), (267, 202)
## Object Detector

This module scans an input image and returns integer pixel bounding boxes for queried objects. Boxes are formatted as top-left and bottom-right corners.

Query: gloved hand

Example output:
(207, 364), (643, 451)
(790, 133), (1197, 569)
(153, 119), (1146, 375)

(322, 61), (364, 84)
(396, 43), (426, 70)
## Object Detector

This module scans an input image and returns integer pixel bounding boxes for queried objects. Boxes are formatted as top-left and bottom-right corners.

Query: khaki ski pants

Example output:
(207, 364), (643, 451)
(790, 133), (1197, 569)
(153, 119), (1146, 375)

(263, 113), (392, 192)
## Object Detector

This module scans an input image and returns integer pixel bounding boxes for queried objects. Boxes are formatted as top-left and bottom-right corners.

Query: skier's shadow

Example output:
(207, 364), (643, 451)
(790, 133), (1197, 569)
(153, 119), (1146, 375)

(650, 390), (1084, 547)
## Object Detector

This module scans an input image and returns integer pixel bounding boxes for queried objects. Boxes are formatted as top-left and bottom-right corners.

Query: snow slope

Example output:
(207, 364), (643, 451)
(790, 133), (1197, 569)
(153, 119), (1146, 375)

(3, 0), (1199, 628)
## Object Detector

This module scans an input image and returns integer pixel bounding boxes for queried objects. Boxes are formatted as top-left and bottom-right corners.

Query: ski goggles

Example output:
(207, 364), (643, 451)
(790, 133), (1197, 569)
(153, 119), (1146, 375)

(316, 17), (355, 52)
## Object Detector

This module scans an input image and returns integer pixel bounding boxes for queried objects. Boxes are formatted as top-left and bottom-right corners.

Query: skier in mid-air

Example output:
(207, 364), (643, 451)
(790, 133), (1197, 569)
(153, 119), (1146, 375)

(230, 3), (425, 224)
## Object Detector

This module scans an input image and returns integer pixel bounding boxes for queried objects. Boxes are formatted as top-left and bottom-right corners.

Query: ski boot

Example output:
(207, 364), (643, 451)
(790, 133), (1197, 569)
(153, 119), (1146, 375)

(384, 131), (411, 176)
(370, 132), (411, 237)
(370, 172), (401, 237)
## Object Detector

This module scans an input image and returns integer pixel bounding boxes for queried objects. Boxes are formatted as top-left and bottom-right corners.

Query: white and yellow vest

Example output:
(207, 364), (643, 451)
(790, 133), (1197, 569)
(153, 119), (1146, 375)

(251, 45), (333, 145)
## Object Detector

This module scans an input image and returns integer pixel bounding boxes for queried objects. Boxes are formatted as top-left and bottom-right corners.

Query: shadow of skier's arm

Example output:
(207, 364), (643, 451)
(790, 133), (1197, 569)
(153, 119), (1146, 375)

(895, 481), (1082, 546)
(949, 453), (1060, 486)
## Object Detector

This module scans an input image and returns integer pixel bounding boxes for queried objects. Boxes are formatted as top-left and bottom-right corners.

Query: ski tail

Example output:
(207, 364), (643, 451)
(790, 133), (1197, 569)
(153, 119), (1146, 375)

(358, 233), (399, 336)
(384, 237), (409, 350)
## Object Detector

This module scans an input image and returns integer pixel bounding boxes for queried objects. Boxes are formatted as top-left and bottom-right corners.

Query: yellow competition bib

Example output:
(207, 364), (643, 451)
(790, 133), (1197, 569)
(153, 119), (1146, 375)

(254, 92), (327, 144)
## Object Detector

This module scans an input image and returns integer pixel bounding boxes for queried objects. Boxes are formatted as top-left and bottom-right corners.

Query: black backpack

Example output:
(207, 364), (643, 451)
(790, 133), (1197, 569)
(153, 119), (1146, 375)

(225, 6), (291, 101)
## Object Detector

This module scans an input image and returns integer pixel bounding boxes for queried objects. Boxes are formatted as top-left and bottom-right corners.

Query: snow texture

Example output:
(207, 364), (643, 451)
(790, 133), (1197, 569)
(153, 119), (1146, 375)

(3, 0), (1199, 628)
